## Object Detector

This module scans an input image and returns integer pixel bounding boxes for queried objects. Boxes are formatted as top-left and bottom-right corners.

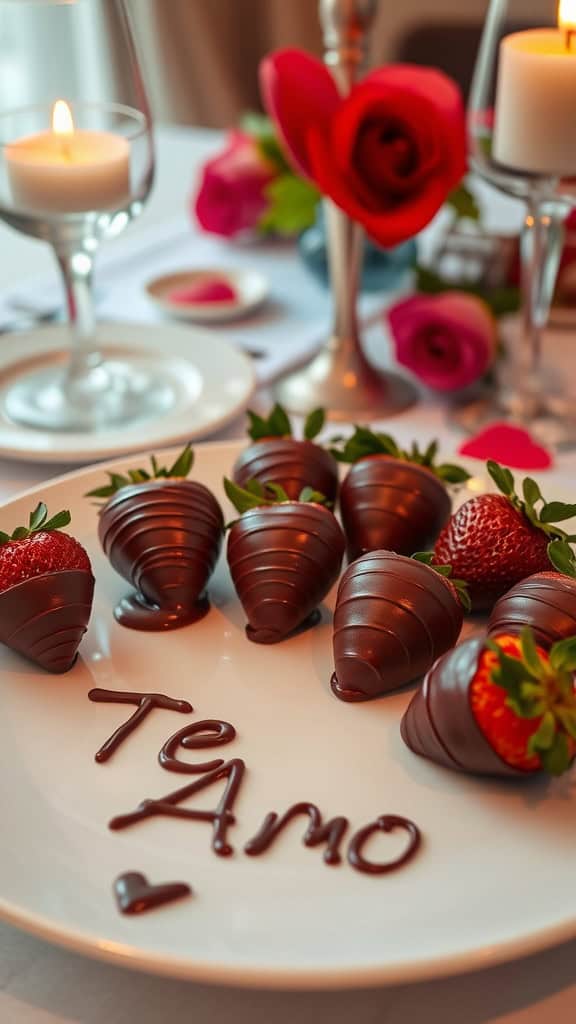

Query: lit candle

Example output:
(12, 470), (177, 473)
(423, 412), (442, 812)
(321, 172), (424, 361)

(493, 0), (576, 176)
(5, 100), (130, 213)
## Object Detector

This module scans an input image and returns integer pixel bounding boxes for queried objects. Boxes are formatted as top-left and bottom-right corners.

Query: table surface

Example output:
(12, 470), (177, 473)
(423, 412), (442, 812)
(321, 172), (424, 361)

(0, 124), (575, 1023)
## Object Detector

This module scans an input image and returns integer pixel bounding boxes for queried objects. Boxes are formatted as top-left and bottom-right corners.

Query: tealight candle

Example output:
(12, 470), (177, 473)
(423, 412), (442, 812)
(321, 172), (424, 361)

(493, 0), (576, 175)
(5, 100), (130, 213)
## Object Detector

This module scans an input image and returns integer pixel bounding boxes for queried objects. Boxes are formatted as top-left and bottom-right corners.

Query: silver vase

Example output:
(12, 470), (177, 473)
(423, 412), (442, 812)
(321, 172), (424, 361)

(275, 0), (417, 420)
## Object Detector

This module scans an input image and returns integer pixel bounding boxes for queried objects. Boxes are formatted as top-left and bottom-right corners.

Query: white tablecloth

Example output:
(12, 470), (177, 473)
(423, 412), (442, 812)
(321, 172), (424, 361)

(0, 124), (575, 1023)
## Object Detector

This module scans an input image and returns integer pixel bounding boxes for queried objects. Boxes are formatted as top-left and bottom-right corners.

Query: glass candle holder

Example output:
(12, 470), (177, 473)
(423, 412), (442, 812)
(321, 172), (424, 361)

(0, 0), (167, 433)
(462, 0), (576, 447)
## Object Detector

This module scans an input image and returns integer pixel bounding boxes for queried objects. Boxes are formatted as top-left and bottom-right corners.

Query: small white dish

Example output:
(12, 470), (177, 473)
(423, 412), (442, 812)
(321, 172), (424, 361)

(146, 267), (269, 323)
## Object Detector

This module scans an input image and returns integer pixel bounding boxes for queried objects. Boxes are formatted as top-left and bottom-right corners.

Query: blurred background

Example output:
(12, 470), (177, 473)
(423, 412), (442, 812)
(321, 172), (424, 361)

(0, 0), (551, 128)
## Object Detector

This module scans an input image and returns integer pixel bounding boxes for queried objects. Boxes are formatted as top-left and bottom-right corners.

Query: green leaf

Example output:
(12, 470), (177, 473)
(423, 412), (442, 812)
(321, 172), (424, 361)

(10, 526), (29, 540)
(422, 439), (439, 465)
(487, 461), (515, 497)
(28, 502), (48, 531)
(435, 463), (471, 484)
(0, 531), (10, 545)
(520, 628), (544, 678)
(527, 710), (556, 755)
(550, 636), (576, 672)
(539, 502), (576, 524)
(258, 174), (321, 237)
(223, 477), (269, 516)
(42, 510), (71, 532)
(246, 410), (271, 441)
(267, 404), (292, 438)
(547, 539), (576, 577)
(412, 551), (434, 565)
(522, 478), (542, 509)
(245, 479), (266, 498)
(446, 183), (481, 222)
(264, 482), (290, 503)
(299, 486), (328, 505)
(540, 732), (572, 776)
(556, 708), (576, 741)
(452, 578), (472, 613)
(303, 407), (325, 441)
(84, 484), (117, 499)
(167, 443), (194, 479)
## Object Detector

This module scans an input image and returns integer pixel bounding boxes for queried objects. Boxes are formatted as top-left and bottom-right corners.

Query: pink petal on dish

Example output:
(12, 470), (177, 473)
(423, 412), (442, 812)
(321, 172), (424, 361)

(259, 48), (340, 179)
(169, 279), (237, 305)
(459, 424), (553, 471)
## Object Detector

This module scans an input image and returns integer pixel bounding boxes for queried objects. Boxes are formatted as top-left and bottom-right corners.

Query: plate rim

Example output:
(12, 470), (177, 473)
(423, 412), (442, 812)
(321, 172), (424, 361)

(0, 441), (575, 990)
(0, 324), (256, 464)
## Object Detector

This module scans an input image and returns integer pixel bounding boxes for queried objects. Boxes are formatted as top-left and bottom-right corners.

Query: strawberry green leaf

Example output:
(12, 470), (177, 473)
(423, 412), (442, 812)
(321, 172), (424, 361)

(224, 477), (270, 515)
(539, 501), (576, 524)
(547, 539), (576, 576)
(247, 410), (271, 441)
(245, 479), (266, 498)
(527, 710), (557, 755)
(264, 482), (290, 503)
(298, 486), (328, 505)
(0, 531), (10, 544)
(522, 478), (542, 509)
(267, 404), (292, 438)
(556, 708), (576, 741)
(28, 502), (48, 531)
(167, 443), (194, 479)
(85, 484), (117, 499)
(540, 733), (572, 776)
(303, 407), (325, 441)
(549, 635), (576, 672)
(422, 440), (439, 464)
(520, 627), (544, 678)
(10, 526), (29, 540)
(435, 463), (472, 484)
(412, 551), (434, 565)
(487, 461), (515, 498)
(41, 510), (71, 532)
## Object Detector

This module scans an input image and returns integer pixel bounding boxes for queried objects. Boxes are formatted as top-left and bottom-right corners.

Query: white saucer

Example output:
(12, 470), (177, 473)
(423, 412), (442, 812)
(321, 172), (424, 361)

(0, 323), (255, 464)
(145, 267), (269, 323)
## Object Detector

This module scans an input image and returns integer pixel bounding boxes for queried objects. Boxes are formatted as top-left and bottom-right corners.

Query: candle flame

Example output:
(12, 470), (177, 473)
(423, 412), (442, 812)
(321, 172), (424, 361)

(51, 100), (74, 136)
(559, 0), (576, 28)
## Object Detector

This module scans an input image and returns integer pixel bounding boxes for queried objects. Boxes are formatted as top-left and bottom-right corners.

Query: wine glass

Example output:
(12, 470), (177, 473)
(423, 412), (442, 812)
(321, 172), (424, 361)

(463, 0), (576, 447)
(0, 0), (164, 433)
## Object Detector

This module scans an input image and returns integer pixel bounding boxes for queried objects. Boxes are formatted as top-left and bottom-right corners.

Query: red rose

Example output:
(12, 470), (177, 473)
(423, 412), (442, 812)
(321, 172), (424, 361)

(193, 131), (275, 238)
(260, 51), (466, 248)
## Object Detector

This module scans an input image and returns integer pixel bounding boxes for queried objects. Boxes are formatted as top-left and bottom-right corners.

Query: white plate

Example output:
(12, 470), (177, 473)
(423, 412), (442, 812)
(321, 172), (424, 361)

(0, 442), (575, 991)
(0, 324), (255, 463)
(145, 267), (268, 323)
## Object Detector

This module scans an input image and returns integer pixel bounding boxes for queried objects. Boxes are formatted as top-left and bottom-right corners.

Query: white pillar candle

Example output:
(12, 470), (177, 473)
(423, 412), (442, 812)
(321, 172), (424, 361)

(5, 101), (130, 213)
(494, 6), (576, 176)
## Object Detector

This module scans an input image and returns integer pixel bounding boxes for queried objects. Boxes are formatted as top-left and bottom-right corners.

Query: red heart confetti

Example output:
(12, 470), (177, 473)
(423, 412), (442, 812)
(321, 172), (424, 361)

(458, 423), (553, 471)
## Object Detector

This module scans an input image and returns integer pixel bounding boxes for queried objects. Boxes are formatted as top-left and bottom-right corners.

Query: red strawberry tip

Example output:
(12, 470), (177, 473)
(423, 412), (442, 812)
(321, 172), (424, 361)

(486, 628), (576, 776)
(0, 502), (71, 547)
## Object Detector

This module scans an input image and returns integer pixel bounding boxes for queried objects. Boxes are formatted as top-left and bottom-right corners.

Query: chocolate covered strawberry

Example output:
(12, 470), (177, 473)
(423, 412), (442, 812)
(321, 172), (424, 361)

(433, 461), (576, 610)
(331, 428), (469, 561)
(225, 478), (345, 644)
(330, 550), (468, 702)
(232, 404), (339, 505)
(402, 629), (576, 778)
(88, 445), (223, 631)
(0, 502), (94, 672)
(488, 540), (576, 648)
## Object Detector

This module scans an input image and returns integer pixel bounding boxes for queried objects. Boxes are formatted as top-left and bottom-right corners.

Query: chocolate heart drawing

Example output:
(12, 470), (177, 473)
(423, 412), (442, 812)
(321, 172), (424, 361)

(113, 872), (192, 915)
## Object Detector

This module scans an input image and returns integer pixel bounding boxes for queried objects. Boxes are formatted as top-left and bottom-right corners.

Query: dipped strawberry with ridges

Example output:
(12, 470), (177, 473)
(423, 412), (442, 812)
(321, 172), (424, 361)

(488, 540), (576, 648)
(331, 550), (468, 702)
(433, 462), (576, 610)
(225, 478), (345, 644)
(0, 502), (94, 672)
(232, 404), (339, 505)
(402, 629), (576, 778)
(332, 428), (469, 561)
(89, 445), (223, 631)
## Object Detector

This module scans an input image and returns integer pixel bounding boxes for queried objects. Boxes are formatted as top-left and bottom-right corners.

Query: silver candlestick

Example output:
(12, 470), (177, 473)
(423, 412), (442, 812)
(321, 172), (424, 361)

(275, 0), (417, 420)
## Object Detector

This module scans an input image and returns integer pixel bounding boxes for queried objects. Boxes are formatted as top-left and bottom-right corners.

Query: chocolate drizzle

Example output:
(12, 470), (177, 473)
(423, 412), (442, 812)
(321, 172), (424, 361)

(340, 457), (451, 562)
(114, 871), (191, 914)
(331, 551), (463, 701)
(488, 571), (576, 648)
(347, 816), (421, 874)
(227, 502), (345, 643)
(0, 569), (94, 673)
(109, 758), (246, 856)
(244, 803), (349, 865)
(98, 479), (223, 631)
(232, 438), (339, 504)
(401, 637), (527, 777)
(159, 719), (236, 774)
(89, 688), (193, 763)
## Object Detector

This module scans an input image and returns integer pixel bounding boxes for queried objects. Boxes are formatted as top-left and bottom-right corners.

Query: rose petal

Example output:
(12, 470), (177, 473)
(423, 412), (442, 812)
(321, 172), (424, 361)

(459, 424), (553, 471)
(259, 49), (340, 179)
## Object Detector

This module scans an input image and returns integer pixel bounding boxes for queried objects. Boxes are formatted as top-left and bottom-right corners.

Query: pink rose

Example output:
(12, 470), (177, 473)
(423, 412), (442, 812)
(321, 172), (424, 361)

(388, 292), (496, 392)
(260, 50), (466, 248)
(194, 132), (275, 238)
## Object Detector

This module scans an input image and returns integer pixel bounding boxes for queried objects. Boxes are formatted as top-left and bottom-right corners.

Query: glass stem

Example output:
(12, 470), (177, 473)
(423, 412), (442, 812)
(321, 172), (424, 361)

(54, 245), (103, 393)
(519, 199), (564, 400)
